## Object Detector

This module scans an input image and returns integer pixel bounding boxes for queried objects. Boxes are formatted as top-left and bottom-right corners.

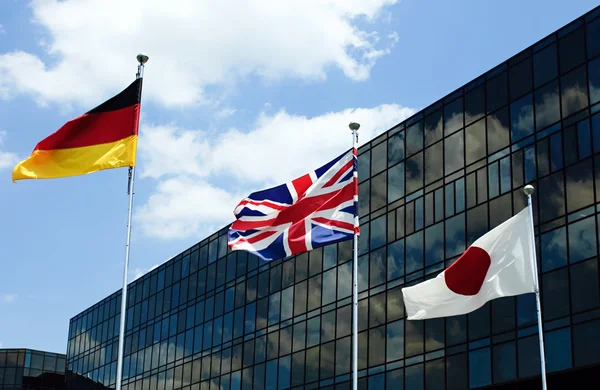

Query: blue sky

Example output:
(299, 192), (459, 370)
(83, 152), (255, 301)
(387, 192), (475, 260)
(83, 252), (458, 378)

(0, 0), (597, 354)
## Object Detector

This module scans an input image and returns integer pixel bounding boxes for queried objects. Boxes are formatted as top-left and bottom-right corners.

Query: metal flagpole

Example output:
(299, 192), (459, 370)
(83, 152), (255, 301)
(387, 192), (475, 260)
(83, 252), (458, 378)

(115, 53), (149, 390)
(349, 122), (360, 390)
(523, 184), (548, 390)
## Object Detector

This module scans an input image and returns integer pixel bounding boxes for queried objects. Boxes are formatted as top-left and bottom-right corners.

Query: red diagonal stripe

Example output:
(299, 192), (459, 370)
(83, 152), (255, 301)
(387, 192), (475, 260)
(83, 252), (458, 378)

(292, 174), (313, 200)
(322, 159), (353, 188)
(312, 217), (355, 232)
(237, 198), (286, 211)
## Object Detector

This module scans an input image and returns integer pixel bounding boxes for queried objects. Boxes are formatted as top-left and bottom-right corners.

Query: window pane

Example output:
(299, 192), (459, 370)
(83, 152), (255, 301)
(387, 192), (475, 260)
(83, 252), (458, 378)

(568, 216), (597, 263)
(570, 258), (600, 313)
(534, 44), (558, 87)
(535, 80), (560, 130)
(510, 57), (532, 100)
(542, 268), (570, 320)
(335, 337), (351, 375)
(405, 231), (423, 274)
(541, 227), (567, 272)
(425, 359), (444, 390)
(487, 107), (510, 154)
(590, 57), (600, 106)
(386, 320), (404, 362)
(358, 151), (370, 182)
(546, 328), (572, 373)
(538, 172), (565, 223)
(424, 142), (443, 185)
(425, 223), (444, 267)
(405, 320), (423, 357)
(469, 348), (491, 388)
(388, 162), (404, 203)
(487, 72), (508, 113)
(491, 297), (515, 334)
(446, 353), (468, 390)
(446, 214), (465, 259)
(559, 27), (585, 73)
(388, 131), (404, 167)
(371, 141), (387, 175)
(573, 319), (600, 367)
(492, 342), (516, 383)
(566, 159), (594, 213)
(444, 131), (464, 173)
(406, 153), (423, 194)
(358, 181), (369, 217)
(424, 110), (443, 145)
(465, 119), (486, 164)
(445, 97), (464, 135)
(465, 84), (485, 124)
(510, 94), (534, 142)
(406, 121), (423, 156)
(561, 65), (589, 118)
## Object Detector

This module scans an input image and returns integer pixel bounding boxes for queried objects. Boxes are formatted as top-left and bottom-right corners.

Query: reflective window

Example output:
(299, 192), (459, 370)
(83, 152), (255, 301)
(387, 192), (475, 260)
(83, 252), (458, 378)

(534, 44), (558, 87)
(371, 172), (387, 211)
(510, 94), (534, 142)
(424, 110), (443, 146)
(444, 97), (463, 135)
(487, 72), (508, 113)
(371, 141), (387, 175)
(358, 150), (370, 182)
(590, 57), (600, 105)
(406, 121), (423, 157)
(542, 268), (570, 320)
(465, 119), (486, 164)
(570, 258), (600, 313)
(469, 348), (491, 388)
(535, 81), (560, 130)
(573, 319), (600, 367)
(546, 328), (573, 373)
(510, 57), (532, 100)
(465, 84), (485, 124)
(561, 65), (589, 118)
(424, 141), (443, 184)
(388, 131), (404, 167)
(568, 216), (597, 263)
(388, 162), (404, 203)
(559, 27), (586, 73)
(541, 227), (567, 271)
(406, 153), (423, 194)
(444, 131), (464, 173)
(492, 342), (516, 383)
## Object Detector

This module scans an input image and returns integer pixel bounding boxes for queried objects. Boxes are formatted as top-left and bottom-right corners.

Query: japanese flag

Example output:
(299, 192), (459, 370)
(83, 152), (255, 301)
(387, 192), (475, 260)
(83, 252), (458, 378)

(402, 207), (536, 320)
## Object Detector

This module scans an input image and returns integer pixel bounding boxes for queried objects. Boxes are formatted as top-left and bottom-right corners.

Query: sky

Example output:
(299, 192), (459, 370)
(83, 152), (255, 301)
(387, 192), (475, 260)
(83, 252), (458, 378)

(0, 0), (597, 354)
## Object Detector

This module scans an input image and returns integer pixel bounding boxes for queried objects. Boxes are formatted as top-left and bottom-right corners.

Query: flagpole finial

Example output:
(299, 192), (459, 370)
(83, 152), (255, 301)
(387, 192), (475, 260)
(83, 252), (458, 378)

(523, 184), (535, 196)
(136, 53), (149, 64)
(349, 122), (360, 131)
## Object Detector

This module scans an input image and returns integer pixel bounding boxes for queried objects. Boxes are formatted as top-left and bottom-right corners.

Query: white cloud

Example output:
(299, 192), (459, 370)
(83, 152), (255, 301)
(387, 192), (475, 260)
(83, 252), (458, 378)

(1, 293), (18, 303)
(136, 103), (414, 239)
(214, 107), (237, 120)
(0, 0), (399, 108)
(0, 131), (19, 170)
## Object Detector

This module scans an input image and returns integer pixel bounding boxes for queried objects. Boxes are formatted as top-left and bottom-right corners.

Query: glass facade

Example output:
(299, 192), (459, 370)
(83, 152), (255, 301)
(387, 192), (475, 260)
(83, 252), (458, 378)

(66, 5), (600, 390)
(0, 349), (66, 390)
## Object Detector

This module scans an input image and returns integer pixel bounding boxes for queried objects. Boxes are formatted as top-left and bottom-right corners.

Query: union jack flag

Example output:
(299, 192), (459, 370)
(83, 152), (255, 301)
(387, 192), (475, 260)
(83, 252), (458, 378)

(228, 148), (359, 261)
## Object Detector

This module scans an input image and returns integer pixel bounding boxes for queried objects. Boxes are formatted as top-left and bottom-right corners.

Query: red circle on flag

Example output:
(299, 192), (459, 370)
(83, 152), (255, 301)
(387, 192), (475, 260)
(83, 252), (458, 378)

(444, 246), (491, 296)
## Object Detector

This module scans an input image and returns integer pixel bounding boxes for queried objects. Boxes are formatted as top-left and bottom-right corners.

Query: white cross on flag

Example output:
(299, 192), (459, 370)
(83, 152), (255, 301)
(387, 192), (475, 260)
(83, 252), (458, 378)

(402, 207), (536, 320)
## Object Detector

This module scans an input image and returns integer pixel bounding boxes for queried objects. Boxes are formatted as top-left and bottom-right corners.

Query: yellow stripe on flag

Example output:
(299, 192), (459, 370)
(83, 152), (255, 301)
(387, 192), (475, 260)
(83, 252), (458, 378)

(12, 135), (138, 182)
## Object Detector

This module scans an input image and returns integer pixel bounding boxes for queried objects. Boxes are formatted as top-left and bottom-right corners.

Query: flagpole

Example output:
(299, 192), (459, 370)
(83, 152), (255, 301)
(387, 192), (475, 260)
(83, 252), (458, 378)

(523, 184), (548, 390)
(349, 122), (360, 390)
(115, 53), (148, 390)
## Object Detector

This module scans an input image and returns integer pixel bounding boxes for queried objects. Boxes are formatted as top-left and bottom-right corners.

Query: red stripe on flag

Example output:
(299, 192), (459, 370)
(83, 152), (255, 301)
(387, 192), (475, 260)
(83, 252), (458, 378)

(288, 221), (307, 254)
(322, 159), (353, 188)
(292, 174), (313, 200)
(232, 230), (279, 246)
(312, 217), (354, 232)
(237, 198), (286, 211)
(231, 218), (277, 231)
(36, 104), (140, 151)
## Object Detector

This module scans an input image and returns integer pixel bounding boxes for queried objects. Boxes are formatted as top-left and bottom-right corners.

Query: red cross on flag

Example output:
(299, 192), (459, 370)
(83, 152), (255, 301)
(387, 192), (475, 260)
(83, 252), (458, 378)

(402, 207), (536, 320)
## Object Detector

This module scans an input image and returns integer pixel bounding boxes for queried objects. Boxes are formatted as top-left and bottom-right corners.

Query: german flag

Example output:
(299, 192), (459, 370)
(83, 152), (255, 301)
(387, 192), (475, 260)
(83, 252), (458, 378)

(12, 78), (142, 182)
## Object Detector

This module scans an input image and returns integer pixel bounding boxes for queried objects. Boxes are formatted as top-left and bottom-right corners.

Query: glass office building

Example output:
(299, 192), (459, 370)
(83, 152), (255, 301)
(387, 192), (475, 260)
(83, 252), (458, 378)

(65, 5), (600, 389)
(0, 349), (66, 390)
